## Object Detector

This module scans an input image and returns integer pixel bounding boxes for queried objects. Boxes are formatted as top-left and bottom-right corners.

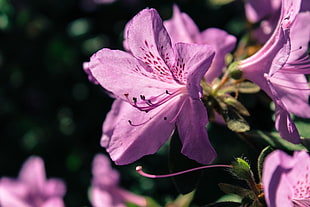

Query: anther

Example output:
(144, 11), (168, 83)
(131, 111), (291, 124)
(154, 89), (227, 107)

(133, 97), (137, 104)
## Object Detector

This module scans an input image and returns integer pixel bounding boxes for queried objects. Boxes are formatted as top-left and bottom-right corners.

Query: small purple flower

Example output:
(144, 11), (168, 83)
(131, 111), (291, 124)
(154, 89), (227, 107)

(90, 154), (147, 207)
(237, 0), (310, 143)
(85, 8), (217, 165)
(0, 156), (66, 207)
(262, 150), (310, 207)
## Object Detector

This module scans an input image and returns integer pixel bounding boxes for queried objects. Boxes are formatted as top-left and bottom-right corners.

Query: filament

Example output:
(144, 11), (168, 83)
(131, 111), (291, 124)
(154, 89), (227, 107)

(136, 165), (232, 179)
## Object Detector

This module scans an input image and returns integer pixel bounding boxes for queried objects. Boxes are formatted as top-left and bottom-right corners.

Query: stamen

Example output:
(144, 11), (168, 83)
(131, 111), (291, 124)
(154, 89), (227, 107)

(168, 98), (188, 124)
(123, 88), (186, 112)
(128, 118), (152, 126)
(136, 165), (232, 179)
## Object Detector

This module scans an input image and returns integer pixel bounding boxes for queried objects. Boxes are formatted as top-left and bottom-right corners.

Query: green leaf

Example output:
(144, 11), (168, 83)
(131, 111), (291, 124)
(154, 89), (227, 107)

(203, 201), (241, 207)
(257, 146), (274, 181)
(218, 183), (255, 199)
(220, 105), (250, 132)
(169, 131), (203, 194)
(244, 130), (306, 151)
(215, 95), (250, 132)
(165, 191), (195, 207)
(301, 137), (310, 151)
(145, 197), (161, 207)
(222, 95), (250, 116)
(235, 82), (260, 94)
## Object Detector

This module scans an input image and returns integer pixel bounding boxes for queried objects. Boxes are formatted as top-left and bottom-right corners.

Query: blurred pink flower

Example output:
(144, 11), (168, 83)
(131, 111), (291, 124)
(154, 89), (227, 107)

(262, 150), (310, 207)
(85, 8), (217, 165)
(89, 154), (147, 207)
(0, 156), (66, 207)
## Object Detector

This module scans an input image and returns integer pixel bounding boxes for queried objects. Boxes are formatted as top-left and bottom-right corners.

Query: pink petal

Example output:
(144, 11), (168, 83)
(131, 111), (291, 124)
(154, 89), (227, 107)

(125, 8), (175, 74)
(18, 157), (46, 193)
(43, 179), (66, 198)
(270, 72), (310, 118)
(287, 12), (310, 62)
(263, 150), (310, 207)
(163, 5), (200, 45)
(104, 96), (186, 165)
(89, 48), (180, 105)
(92, 154), (119, 187)
(173, 42), (215, 99)
(262, 150), (294, 207)
(177, 99), (217, 164)
(0, 179), (31, 207)
(90, 187), (125, 207)
(41, 198), (65, 207)
(274, 103), (300, 143)
(101, 99), (131, 148)
(200, 28), (236, 83)
(245, 0), (280, 23)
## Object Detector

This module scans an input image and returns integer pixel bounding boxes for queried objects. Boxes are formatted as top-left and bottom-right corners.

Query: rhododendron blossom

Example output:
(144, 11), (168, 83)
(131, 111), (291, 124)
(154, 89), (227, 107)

(85, 8), (217, 165)
(262, 150), (310, 207)
(90, 154), (147, 207)
(237, 0), (310, 143)
(0, 157), (66, 207)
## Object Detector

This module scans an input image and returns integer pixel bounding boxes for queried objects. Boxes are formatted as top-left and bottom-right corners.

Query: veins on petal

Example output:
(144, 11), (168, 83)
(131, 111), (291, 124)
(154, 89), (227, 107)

(139, 40), (175, 83)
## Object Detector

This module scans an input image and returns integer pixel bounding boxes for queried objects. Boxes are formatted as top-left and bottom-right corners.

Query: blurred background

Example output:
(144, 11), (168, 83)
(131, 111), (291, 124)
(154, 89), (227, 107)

(0, 0), (285, 206)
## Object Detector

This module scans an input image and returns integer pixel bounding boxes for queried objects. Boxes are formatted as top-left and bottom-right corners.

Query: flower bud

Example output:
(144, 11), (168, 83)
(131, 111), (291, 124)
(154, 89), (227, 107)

(228, 61), (243, 80)
(231, 157), (252, 180)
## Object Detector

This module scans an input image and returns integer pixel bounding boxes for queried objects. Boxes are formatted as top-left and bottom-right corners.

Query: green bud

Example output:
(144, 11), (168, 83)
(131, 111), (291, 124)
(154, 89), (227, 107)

(231, 157), (252, 180)
(228, 61), (243, 80)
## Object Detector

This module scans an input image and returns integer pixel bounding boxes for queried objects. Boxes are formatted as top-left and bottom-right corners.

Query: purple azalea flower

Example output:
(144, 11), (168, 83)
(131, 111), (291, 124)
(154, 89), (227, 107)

(0, 156), (66, 207)
(262, 150), (310, 207)
(237, 0), (310, 143)
(85, 8), (217, 165)
(90, 154), (147, 207)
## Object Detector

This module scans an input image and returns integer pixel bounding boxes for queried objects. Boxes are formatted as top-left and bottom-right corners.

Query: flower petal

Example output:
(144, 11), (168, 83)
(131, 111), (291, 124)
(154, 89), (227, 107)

(89, 48), (179, 106)
(287, 12), (310, 62)
(125, 8), (175, 79)
(270, 72), (310, 118)
(90, 187), (125, 207)
(0, 179), (31, 207)
(177, 99), (217, 164)
(163, 5), (200, 45)
(104, 96), (186, 165)
(200, 28), (236, 83)
(173, 42), (215, 99)
(18, 156), (46, 192)
(92, 154), (119, 187)
(101, 99), (129, 148)
(41, 198), (65, 207)
(262, 150), (294, 207)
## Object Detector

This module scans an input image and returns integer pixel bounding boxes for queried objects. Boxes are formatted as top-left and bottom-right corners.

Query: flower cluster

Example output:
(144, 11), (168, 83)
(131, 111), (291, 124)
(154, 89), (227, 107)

(2, 0), (309, 206)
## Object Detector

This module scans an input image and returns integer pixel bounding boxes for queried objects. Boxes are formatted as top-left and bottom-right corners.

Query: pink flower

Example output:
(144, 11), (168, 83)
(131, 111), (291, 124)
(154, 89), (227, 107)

(90, 154), (147, 207)
(0, 156), (66, 207)
(262, 150), (310, 207)
(237, 0), (310, 143)
(85, 8), (217, 165)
